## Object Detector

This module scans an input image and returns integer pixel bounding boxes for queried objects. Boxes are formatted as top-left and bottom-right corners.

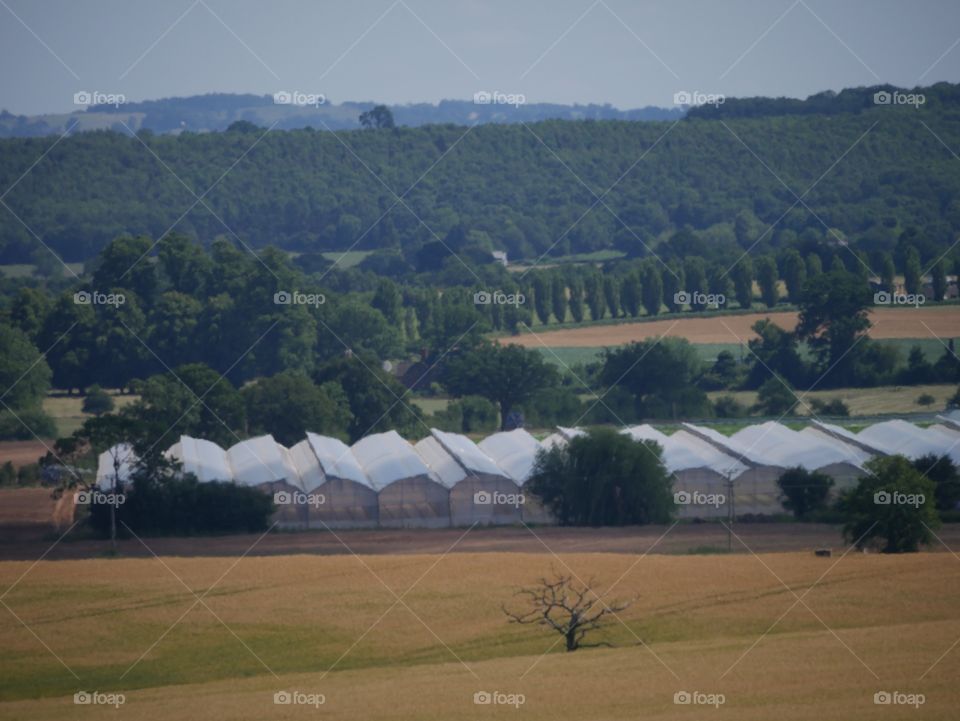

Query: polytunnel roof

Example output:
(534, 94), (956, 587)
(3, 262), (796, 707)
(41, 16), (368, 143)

(623, 425), (747, 477)
(539, 432), (567, 451)
(732, 421), (870, 471)
(168, 435), (232, 483)
(351, 430), (436, 490)
(430, 429), (505, 476)
(858, 420), (960, 463)
(95, 443), (136, 490)
(477, 428), (541, 484)
(305, 432), (371, 488)
(682, 423), (773, 468)
(226, 435), (296, 486)
(810, 420), (885, 455)
(287, 439), (323, 492)
(414, 436), (466, 488)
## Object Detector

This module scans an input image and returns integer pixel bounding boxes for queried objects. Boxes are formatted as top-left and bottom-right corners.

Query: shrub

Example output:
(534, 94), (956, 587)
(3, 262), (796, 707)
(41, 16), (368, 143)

(911, 454), (960, 512)
(82, 385), (115, 416)
(713, 395), (747, 418)
(916, 393), (935, 406)
(777, 467), (834, 519)
(89, 475), (274, 537)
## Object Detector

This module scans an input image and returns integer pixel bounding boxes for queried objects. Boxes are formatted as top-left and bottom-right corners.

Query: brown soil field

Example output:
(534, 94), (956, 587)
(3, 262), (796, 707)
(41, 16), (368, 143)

(509, 305), (960, 347)
(0, 439), (52, 468)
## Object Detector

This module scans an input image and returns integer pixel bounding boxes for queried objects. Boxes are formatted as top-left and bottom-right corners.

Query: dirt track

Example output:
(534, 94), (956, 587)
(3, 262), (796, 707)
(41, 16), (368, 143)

(509, 306), (960, 347)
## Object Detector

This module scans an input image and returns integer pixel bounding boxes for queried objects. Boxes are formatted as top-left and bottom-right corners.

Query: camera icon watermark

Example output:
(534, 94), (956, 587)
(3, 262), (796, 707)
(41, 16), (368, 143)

(274, 490), (326, 508)
(73, 91), (126, 108)
(673, 90), (725, 108)
(473, 290), (525, 306)
(473, 90), (526, 108)
(873, 690), (925, 708)
(873, 90), (924, 108)
(473, 690), (525, 708)
(873, 490), (924, 508)
(273, 90), (326, 108)
(473, 490), (525, 508)
(74, 290), (125, 307)
(673, 290), (724, 308)
(274, 290), (325, 307)
(74, 490), (126, 507)
(674, 490), (725, 508)
(673, 690), (725, 707)
(873, 290), (925, 308)
(74, 691), (125, 708)
(273, 690), (325, 707)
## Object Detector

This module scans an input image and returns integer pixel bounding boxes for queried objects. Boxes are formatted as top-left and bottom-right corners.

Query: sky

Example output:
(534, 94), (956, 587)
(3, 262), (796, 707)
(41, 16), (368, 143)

(1, 0), (959, 115)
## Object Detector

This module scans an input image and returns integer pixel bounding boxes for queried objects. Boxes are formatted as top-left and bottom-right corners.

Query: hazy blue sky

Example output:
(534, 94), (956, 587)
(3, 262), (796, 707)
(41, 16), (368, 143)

(2, 0), (958, 114)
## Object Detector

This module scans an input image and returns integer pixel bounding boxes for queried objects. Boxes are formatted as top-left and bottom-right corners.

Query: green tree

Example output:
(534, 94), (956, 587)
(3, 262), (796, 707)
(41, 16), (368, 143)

(756, 255), (779, 308)
(879, 252), (896, 293)
(621, 270), (641, 317)
(527, 427), (673, 526)
(839, 456), (939, 553)
(313, 355), (423, 442)
(82, 385), (114, 416)
(777, 467), (833, 519)
(371, 278), (402, 325)
(442, 343), (559, 430)
(568, 278), (584, 323)
(662, 263), (683, 313)
(550, 273), (567, 323)
(931, 260), (947, 301)
(603, 276), (620, 319)
(599, 338), (708, 420)
(0, 324), (52, 411)
(781, 249), (806, 303)
(584, 271), (605, 321)
(532, 273), (552, 325)
(641, 263), (662, 316)
(683, 256), (708, 310)
(911, 454), (960, 512)
(732, 257), (754, 309)
(753, 376), (798, 416)
(805, 252), (823, 279)
(242, 371), (351, 446)
(358, 105), (395, 129)
(796, 270), (872, 387)
(903, 246), (922, 294)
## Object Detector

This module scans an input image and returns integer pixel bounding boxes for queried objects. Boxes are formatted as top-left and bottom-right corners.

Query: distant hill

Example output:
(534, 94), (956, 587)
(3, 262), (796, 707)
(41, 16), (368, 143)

(0, 93), (681, 138)
(0, 83), (957, 266)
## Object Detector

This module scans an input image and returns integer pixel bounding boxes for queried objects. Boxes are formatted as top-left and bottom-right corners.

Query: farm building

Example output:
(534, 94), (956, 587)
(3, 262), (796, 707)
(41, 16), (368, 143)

(622, 425), (747, 519)
(815, 419), (960, 465)
(428, 429), (523, 526)
(353, 430), (450, 528)
(226, 435), (302, 525)
(478, 428), (553, 523)
(166, 435), (232, 483)
(731, 421), (870, 489)
(302, 432), (379, 528)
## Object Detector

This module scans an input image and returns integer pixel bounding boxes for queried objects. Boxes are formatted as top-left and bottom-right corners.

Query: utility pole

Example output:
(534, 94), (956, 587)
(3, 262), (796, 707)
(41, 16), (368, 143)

(724, 471), (735, 552)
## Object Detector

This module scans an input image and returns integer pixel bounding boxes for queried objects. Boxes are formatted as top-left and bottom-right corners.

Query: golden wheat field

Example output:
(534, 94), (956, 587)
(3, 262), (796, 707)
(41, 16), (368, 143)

(1, 550), (958, 720)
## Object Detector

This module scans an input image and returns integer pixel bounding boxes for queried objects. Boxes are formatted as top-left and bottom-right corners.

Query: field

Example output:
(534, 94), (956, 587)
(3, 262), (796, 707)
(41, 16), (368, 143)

(510, 306), (960, 348)
(707, 383), (959, 417)
(0, 545), (957, 720)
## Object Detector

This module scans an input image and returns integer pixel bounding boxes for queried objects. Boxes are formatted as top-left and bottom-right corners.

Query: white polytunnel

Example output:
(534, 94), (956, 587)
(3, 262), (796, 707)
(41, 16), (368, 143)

(623, 425), (747, 519)
(226, 435), (298, 488)
(302, 432), (378, 529)
(856, 420), (960, 464)
(478, 428), (552, 523)
(426, 429), (523, 526)
(353, 430), (450, 528)
(166, 435), (232, 483)
(682, 423), (790, 516)
(287, 439), (324, 492)
(95, 443), (136, 491)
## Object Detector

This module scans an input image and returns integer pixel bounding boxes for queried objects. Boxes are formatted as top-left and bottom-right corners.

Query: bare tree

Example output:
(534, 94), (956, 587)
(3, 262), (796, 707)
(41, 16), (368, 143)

(502, 572), (634, 652)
